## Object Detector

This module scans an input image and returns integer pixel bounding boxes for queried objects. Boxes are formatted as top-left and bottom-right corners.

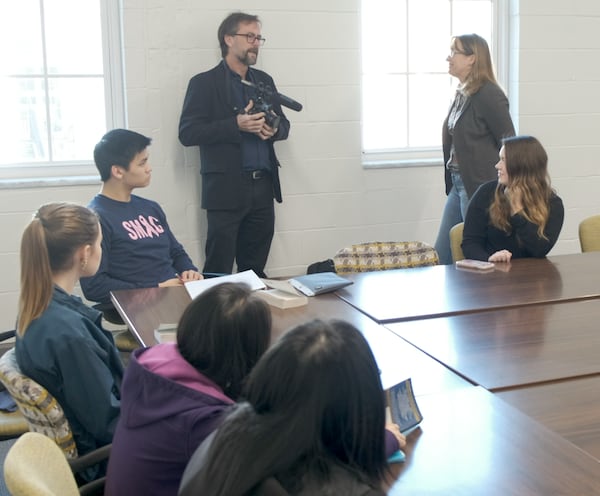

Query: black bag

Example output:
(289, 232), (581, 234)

(306, 259), (336, 274)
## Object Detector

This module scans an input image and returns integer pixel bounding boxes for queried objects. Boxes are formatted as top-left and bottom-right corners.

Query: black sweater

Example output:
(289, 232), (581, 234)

(462, 181), (564, 261)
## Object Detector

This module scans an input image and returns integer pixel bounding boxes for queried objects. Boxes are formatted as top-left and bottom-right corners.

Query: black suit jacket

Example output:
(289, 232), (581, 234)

(179, 62), (290, 210)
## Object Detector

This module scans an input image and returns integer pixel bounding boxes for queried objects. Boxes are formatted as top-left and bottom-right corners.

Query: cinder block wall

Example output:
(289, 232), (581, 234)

(1, 0), (599, 329)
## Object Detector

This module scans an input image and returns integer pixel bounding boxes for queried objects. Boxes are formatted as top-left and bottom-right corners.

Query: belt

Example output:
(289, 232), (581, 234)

(249, 170), (268, 180)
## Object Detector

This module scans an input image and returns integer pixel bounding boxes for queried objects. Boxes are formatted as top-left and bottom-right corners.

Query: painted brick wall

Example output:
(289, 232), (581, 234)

(1, 1), (599, 329)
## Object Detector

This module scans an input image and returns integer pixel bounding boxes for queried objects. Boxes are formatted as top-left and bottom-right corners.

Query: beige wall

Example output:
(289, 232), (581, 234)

(1, 0), (599, 330)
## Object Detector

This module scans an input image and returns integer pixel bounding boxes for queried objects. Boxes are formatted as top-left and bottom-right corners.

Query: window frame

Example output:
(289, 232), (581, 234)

(0, 0), (126, 187)
(361, 0), (509, 170)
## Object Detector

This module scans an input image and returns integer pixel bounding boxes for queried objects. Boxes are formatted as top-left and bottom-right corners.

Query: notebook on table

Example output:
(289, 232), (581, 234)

(288, 272), (353, 297)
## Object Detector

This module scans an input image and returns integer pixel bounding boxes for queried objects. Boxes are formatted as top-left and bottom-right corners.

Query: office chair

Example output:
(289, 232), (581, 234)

(0, 348), (78, 457)
(4, 432), (108, 496)
(449, 222), (465, 262)
(0, 348), (110, 491)
(333, 241), (439, 274)
(578, 215), (600, 252)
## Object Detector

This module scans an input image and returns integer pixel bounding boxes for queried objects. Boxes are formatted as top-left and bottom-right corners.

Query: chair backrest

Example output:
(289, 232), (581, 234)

(333, 241), (439, 274)
(4, 431), (80, 496)
(578, 215), (600, 252)
(449, 222), (465, 262)
(0, 348), (77, 458)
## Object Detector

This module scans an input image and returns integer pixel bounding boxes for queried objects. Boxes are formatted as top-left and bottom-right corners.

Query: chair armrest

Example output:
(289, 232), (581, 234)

(78, 476), (106, 496)
(67, 443), (111, 473)
(0, 330), (16, 342)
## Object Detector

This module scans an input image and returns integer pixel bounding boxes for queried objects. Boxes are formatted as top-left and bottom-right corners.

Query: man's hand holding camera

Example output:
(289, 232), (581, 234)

(237, 100), (277, 140)
(258, 119), (277, 140)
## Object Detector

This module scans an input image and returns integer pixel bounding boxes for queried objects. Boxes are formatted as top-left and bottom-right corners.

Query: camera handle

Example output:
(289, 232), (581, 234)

(240, 80), (303, 112)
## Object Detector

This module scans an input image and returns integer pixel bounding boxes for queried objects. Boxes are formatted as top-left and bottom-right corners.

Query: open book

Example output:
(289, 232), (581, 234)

(257, 279), (308, 309)
(184, 270), (350, 305)
(185, 270), (266, 300)
(185, 271), (308, 309)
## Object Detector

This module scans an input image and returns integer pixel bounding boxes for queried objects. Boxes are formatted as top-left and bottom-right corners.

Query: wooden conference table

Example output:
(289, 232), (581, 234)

(387, 386), (600, 495)
(386, 298), (600, 391)
(111, 286), (470, 397)
(111, 252), (600, 493)
(497, 375), (600, 461)
(385, 298), (600, 463)
(337, 251), (600, 323)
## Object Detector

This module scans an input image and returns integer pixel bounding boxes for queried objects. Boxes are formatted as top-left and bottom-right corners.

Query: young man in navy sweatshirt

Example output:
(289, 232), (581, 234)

(81, 129), (202, 305)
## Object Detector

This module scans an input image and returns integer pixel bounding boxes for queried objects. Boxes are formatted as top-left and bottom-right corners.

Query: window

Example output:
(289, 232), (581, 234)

(361, 0), (506, 167)
(0, 0), (124, 180)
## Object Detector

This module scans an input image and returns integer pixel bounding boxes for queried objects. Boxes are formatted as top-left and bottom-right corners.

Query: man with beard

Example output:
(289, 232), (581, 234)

(178, 12), (290, 278)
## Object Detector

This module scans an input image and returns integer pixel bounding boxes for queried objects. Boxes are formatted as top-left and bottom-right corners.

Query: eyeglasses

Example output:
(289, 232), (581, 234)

(449, 49), (469, 57)
(232, 33), (266, 45)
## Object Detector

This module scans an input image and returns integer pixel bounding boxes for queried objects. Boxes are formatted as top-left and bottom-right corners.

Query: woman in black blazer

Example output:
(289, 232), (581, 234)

(434, 33), (515, 264)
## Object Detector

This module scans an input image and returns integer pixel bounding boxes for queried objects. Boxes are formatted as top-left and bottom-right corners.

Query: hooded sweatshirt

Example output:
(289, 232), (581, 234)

(105, 343), (233, 496)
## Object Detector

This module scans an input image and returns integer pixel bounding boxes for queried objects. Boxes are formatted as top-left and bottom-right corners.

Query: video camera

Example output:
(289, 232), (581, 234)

(241, 80), (303, 129)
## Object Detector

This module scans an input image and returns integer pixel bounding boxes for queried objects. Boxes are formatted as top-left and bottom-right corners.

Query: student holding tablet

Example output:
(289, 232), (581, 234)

(179, 319), (405, 496)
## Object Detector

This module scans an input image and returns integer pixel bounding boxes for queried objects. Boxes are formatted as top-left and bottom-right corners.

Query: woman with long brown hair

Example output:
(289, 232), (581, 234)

(461, 135), (564, 262)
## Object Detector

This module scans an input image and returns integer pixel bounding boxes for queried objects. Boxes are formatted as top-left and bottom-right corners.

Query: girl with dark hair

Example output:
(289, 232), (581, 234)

(462, 135), (564, 262)
(434, 33), (515, 264)
(179, 319), (406, 496)
(15, 202), (123, 477)
(106, 282), (272, 496)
